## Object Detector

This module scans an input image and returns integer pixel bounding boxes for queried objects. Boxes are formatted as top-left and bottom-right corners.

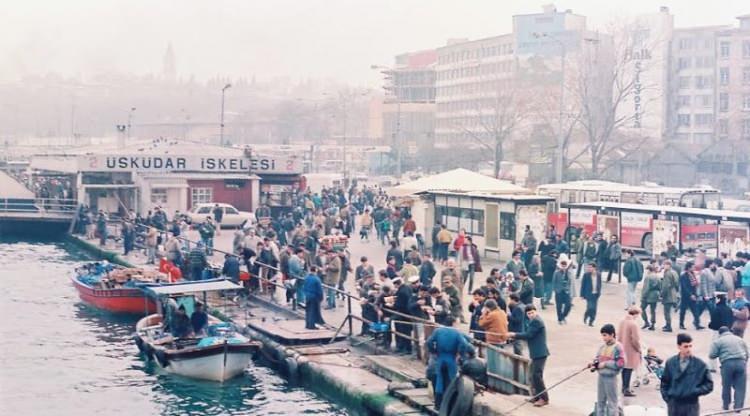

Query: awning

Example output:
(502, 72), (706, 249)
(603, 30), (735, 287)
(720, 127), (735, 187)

(143, 279), (242, 296)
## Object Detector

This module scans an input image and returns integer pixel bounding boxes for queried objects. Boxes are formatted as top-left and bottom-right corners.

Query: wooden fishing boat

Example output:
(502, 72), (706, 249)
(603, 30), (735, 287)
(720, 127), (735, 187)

(72, 262), (161, 314)
(134, 279), (260, 382)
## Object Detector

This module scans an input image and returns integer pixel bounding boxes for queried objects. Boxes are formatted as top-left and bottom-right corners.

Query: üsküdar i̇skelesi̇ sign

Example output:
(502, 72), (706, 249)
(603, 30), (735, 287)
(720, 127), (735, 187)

(78, 154), (301, 174)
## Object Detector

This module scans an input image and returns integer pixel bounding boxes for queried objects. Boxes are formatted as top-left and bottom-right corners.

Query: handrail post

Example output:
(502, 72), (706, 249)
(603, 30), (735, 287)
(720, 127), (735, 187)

(347, 291), (353, 336)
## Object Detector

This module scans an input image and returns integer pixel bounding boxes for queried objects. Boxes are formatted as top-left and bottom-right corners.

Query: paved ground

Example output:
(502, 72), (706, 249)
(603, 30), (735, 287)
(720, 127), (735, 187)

(94, 224), (733, 414)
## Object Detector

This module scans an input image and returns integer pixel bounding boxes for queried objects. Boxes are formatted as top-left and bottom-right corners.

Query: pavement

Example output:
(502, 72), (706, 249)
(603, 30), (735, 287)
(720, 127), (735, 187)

(92, 224), (733, 415)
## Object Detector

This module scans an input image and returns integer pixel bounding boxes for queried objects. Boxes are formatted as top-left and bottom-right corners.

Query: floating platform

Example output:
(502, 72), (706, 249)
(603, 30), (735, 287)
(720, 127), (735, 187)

(246, 317), (347, 345)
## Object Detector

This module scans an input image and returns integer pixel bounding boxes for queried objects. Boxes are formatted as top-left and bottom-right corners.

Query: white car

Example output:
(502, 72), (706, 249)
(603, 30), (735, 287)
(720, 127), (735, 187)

(187, 203), (255, 228)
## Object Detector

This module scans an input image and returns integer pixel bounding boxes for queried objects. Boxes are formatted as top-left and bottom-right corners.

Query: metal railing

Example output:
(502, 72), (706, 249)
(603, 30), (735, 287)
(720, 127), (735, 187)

(105, 218), (532, 395)
(0, 198), (78, 216)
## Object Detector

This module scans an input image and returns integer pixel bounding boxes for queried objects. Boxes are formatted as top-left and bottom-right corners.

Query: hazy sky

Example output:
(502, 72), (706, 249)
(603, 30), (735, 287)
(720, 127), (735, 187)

(1, 0), (746, 87)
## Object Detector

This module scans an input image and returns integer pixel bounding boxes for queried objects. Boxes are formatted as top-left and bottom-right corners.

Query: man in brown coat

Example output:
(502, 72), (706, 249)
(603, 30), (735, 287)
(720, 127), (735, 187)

(479, 299), (508, 345)
(324, 250), (341, 309)
(618, 307), (642, 397)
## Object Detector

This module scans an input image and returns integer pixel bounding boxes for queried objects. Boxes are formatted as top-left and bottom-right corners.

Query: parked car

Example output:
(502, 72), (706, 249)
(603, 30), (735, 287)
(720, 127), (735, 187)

(187, 203), (255, 228)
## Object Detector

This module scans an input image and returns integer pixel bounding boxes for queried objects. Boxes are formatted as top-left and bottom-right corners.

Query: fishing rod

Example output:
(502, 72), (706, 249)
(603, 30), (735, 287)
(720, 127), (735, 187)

(504, 365), (590, 414)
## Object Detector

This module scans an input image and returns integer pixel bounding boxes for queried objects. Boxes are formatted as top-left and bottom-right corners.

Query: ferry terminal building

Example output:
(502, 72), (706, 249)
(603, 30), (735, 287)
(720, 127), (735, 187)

(30, 141), (303, 217)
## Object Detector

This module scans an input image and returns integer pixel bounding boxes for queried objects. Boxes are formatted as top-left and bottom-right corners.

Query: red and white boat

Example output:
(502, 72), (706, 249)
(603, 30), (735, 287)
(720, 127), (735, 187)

(72, 263), (161, 314)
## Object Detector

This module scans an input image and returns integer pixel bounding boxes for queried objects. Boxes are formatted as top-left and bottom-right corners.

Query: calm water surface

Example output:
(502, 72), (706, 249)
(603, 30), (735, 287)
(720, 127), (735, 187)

(0, 237), (348, 415)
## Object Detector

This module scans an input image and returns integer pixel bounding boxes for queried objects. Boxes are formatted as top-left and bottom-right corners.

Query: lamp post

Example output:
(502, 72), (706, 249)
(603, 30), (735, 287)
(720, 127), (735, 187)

(127, 107), (136, 139)
(534, 32), (565, 183)
(371, 64), (402, 179)
(220, 83), (232, 145)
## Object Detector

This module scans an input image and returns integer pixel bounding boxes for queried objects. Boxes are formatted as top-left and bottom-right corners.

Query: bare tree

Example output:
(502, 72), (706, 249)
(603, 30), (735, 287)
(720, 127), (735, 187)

(569, 22), (663, 178)
(455, 77), (529, 178)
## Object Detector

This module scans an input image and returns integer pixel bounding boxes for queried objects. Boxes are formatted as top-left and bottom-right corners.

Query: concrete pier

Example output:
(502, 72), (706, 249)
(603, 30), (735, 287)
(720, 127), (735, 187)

(68, 224), (730, 415)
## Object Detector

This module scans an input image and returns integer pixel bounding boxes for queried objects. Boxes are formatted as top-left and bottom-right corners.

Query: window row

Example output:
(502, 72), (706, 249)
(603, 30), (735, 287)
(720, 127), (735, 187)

(676, 113), (714, 127)
(436, 61), (514, 81)
(677, 56), (715, 69)
(719, 40), (750, 59)
(676, 95), (713, 108)
(437, 97), (514, 113)
(437, 80), (514, 97)
(678, 75), (713, 89)
(438, 43), (514, 65)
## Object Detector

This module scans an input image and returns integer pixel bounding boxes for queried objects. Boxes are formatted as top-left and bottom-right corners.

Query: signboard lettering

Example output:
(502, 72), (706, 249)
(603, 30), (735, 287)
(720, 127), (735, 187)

(79, 154), (301, 174)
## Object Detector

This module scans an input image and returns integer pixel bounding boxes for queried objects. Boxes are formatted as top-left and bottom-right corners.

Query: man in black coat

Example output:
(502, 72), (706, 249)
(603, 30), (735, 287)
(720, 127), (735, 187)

(507, 293), (526, 355)
(541, 251), (558, 308)
(393, 277), (413, 354)
(509, 305), (550, 407)
(580, 262), (602, 326)
(679, 262), (702, 330)
(660, 333), (713, 416)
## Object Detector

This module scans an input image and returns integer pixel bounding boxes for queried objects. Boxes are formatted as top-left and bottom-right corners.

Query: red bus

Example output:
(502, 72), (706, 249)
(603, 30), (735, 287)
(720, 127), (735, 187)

(540, 181), (722, 252)
(559, 202), (750, 256)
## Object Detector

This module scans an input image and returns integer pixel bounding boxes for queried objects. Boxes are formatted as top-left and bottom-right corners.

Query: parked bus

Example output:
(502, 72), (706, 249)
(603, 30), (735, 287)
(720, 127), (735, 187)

(560, 202), (750, 256)
(540, 181), (722, 249)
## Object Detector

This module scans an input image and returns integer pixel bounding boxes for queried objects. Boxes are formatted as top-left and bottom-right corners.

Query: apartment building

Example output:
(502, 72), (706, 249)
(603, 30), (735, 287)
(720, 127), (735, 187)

(433, 34), (516, 146)
(716, 15), (750, 140)
(669, 25), (727, 144)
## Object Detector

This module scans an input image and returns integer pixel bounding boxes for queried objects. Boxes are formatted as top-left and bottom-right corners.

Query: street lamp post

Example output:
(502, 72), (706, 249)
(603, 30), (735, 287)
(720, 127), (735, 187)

(220, 83), (232, 145)
(127, 107), (136, 139)
(534, 32), (565, 183)
(371, 64), (402, 179)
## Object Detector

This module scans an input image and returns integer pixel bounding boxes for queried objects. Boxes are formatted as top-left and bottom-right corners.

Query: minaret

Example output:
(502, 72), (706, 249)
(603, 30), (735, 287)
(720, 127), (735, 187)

(163, 42), (176, 81)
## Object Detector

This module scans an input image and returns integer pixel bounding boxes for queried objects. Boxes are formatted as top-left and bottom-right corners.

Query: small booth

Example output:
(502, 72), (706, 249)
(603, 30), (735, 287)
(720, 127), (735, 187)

(423, 191), (554, 261)
(391, 168), (532, 253)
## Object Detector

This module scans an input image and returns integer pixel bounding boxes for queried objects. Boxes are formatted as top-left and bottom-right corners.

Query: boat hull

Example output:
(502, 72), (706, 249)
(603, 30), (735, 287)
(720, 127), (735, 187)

(159, 344), (255, 382)
(72, 277), (156, 314)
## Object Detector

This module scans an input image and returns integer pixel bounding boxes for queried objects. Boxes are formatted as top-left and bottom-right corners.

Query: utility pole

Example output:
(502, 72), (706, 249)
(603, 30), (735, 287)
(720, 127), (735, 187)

(220, 83), (232, 145)
(533, 32), (565, 182)
(371, 64), (402, 179)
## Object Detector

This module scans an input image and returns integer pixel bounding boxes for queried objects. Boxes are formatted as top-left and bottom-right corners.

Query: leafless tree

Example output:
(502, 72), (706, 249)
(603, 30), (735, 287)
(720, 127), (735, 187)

(455, 76), (530, 178)
(569, 22), (663, 178)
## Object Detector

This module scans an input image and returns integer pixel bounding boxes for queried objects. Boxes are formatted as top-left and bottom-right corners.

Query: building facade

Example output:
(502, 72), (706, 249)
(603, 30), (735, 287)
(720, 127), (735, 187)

(716, 15), (750, 141)
(381, 50), (437, 154)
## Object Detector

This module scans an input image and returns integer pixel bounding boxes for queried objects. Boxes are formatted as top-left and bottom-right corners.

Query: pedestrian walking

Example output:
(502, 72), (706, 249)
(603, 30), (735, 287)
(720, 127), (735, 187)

(303, 266), (325, 329)
(580, 262), (602, 326)
(640, 265), (661, 331)
(708, 294), (736, 371)
(589, 323), (625, 416)
(541, 250), (557, 308)
(508, 305), (550, 407)
(623, 249), (643, 309)
(660, 333), (714, 416)
(680, 261), (703, 330)
(698, 260), (719, 322)
(618, 307), (642, 397)
(507, 293), (526, 356)
(553, 254), (573, 324)
(661, 260), (679, 332)
(606, 235), (622, 282)
(708, 326), (748, 411)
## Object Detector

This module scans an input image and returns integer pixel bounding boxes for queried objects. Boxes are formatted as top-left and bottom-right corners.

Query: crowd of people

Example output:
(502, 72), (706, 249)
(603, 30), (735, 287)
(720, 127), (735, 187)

(78, 182), (750, 415)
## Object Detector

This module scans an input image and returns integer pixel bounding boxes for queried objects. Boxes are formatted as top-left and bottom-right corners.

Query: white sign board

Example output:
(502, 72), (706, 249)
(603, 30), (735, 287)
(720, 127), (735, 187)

(718, 224), (750, 257)
(570, 209), (596, 225)
(621, 212), (651, 229)
(515, 205), (547, 245)
(652, 219), (678, 255)
(78, 154), (302, 174)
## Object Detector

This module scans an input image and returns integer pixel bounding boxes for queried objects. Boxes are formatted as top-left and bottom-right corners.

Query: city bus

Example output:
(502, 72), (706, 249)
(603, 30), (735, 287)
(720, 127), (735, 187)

(559, 202), (750, 256)
(540, 181), (722, 251)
